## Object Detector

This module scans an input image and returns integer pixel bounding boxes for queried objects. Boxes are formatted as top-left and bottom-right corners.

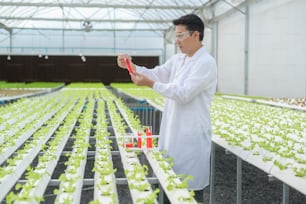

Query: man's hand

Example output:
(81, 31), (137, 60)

(117, 54), (135, 73)
(130, 72), (154, 88)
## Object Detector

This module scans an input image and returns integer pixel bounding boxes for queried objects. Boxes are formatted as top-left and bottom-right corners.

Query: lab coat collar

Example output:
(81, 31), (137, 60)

(183, 45), (206, 62)
(190, 45), (206, 60)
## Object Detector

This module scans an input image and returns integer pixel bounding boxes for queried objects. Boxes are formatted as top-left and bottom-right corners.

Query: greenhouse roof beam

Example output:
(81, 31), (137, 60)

(211, 0), (259, 22)
(9, 27), (167, 32)
(221, 0), (246, 15)
(0, 22), (11, 32)
(0, 16), (172, 24)
(0, 2), (200, 10)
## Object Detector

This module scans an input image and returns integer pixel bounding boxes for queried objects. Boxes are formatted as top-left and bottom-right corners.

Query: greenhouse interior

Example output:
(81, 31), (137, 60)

(0, 0), (305, 203)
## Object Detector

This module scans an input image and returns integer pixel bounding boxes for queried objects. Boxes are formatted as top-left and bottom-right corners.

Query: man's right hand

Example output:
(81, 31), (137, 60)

(117, 54), (135, 72)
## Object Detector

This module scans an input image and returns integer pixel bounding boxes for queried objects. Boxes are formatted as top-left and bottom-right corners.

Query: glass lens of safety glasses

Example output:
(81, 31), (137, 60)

(175, 31), (193, 41)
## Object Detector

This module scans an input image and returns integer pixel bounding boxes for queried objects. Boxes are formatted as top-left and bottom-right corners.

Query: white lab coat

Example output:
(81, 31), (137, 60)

(136, 46), (217, 190)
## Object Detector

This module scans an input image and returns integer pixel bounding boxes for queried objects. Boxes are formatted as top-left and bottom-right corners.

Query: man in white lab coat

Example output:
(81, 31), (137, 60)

(117, 13), (217, 203)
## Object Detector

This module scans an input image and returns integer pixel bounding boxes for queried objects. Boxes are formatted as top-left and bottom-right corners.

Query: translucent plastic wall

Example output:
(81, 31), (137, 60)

(217, 0), (306, 98)
(0, 30), (164, 57)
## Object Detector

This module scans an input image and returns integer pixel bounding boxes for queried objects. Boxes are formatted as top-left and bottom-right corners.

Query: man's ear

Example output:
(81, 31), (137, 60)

(193, 31), (200, 40)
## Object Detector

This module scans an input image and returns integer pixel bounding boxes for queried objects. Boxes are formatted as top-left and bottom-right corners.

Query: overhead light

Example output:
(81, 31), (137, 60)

(82, 20), (93, 32)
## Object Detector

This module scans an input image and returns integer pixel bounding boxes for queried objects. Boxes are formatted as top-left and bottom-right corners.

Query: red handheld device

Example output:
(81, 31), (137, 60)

(124, 57), (134, 74)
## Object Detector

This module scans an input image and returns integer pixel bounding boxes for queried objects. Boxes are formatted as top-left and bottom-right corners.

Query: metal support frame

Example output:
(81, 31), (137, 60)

(210, 0), (252, 95)
(209, 142), (216, 204)
(159, 184), (165, 204)
(244, 4), (250, 95)
(212, 142), (297, 204)
(211, 3), (219, 91)
(214, 20), (219, 91)
(0, 22), (13, 55)
(283, 184), (289, 204)
(236, 157), (242, 204)
(163, 32), (167, 64)
(9, 30), (12, 54)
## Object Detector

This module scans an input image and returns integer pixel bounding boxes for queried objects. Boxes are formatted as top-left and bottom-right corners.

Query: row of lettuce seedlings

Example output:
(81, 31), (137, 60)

(1, 87), (197, 203)
(0, 92), (82, 203)
(54, 94), (94, 203)
(0, 94), (64, 163)
(114, 99), (197, 203)
(0, 93), (76, 202)
(211, 96), (306, 195)
(91, 99), (118, 203)
(107, 99), (160, 204)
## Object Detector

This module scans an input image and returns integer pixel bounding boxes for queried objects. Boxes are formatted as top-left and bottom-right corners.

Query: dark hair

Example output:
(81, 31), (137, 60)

(173, 14), (204, 41)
